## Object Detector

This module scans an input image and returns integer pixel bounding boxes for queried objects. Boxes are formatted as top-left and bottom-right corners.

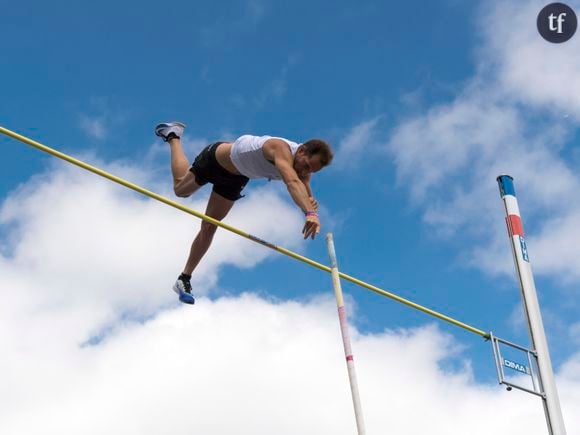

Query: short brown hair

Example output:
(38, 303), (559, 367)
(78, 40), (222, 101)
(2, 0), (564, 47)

(302, 139), (333, 167)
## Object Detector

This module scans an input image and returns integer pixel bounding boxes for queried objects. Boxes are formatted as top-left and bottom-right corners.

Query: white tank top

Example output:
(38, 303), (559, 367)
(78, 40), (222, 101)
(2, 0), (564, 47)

(230, 135), (301, 180)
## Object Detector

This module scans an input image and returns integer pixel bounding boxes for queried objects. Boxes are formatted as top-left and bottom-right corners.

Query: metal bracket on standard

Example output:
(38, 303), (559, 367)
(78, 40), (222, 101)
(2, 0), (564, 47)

(490, 332), (545, 398)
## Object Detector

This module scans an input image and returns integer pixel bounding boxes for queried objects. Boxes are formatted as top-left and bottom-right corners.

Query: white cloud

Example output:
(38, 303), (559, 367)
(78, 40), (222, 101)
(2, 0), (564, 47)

(1, 148), (579, 435)
(382, 0), (580, 284)
(78, 97), (134, 142)
(335, 117), (382, 169)
(480, 0), (580, 119)
(0, 154), (304, 335)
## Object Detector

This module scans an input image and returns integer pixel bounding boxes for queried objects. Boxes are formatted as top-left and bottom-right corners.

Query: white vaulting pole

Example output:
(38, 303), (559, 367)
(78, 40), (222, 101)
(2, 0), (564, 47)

(497, 175), (567, 435)
(326, 233), (366, 435)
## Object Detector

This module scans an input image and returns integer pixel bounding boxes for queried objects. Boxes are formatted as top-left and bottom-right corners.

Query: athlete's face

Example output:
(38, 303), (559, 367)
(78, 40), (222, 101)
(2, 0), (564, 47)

(293, 148), (323, 179)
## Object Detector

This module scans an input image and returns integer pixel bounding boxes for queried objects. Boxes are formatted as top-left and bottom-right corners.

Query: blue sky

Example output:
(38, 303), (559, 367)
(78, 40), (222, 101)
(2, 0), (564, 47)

(2, 1), (580, 434)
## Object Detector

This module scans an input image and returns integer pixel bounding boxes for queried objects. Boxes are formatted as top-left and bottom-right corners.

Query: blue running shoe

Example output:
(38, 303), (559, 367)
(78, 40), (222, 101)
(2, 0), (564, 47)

(155, 121), (186, 142)
(173, 276), (195, 305)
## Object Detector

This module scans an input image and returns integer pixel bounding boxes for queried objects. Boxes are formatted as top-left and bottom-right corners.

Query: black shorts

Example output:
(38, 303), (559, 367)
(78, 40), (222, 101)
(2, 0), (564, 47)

(190, 142), (249, 201)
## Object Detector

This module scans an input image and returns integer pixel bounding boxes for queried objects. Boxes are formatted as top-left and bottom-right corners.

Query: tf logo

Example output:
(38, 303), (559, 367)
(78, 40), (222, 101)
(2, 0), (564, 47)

(537, 2), (578, 43)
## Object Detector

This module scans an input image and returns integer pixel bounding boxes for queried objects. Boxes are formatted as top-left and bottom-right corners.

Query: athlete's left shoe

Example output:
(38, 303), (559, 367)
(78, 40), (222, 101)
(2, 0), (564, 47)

(155, 121), (186, 142)
(173, 275), (195, 305)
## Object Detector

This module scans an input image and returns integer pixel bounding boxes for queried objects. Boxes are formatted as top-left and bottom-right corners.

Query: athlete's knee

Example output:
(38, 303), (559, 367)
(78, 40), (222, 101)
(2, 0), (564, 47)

(174, 185), (191, 197)
(174, 178), (193, 197)
(174, 172), (199, 197)
(200, 220), (218, 237)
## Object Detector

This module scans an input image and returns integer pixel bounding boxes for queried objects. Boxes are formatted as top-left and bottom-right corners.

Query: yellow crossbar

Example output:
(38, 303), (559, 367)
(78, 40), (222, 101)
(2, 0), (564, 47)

(0, 125), (490, 338)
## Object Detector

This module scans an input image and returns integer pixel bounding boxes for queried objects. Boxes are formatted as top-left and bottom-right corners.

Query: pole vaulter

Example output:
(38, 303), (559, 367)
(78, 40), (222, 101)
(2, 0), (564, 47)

(0, 125), (488, 338)
(2, 126), (569, 434)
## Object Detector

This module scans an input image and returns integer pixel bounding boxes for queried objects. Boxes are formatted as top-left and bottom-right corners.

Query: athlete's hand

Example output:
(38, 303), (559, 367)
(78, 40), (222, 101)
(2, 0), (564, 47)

(302, 214), (320, 240)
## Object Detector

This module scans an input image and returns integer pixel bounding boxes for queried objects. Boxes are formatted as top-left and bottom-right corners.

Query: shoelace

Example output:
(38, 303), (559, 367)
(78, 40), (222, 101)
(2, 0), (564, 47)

(181, 278), (192, 294)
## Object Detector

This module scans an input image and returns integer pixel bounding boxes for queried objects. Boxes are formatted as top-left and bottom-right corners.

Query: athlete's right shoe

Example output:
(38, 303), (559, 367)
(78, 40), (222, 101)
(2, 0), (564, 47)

(173, 276), (195, 305)
(155, 121), (186, 142)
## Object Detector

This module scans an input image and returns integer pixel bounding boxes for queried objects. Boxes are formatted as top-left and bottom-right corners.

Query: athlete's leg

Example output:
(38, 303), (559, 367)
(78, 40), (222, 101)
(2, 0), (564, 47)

(182, 190), (235, 275)
(168, 137), (202, 197)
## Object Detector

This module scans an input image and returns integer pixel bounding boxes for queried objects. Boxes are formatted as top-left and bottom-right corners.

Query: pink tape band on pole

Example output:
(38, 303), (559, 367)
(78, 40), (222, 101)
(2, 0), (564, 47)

(326, 233), (366, 434)
(338, 306), (347, 321)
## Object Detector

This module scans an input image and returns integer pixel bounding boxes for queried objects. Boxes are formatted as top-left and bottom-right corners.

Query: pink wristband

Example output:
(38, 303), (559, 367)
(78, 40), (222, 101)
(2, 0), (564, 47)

(305, 211), (319, 217)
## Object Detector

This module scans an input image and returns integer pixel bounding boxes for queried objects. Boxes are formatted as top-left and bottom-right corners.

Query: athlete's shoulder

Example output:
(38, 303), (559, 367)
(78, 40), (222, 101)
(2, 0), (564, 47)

(265, 136), (298, 147)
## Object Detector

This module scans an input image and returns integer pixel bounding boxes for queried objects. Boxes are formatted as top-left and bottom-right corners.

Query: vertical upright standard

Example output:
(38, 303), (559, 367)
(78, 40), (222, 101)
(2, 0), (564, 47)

(326, 233), (366, 435)
(497, 175), (567, 435)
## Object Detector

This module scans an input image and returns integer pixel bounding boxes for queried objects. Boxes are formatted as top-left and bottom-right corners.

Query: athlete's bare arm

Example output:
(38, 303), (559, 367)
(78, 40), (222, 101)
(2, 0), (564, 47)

(299, 173), (318, 211)
(263, 139), (320, 239)
(263, 139), (313, 212)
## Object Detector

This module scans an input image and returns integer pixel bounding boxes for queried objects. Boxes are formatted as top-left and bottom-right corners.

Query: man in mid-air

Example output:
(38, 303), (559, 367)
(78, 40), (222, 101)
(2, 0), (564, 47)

(155, 122), (334, 304)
